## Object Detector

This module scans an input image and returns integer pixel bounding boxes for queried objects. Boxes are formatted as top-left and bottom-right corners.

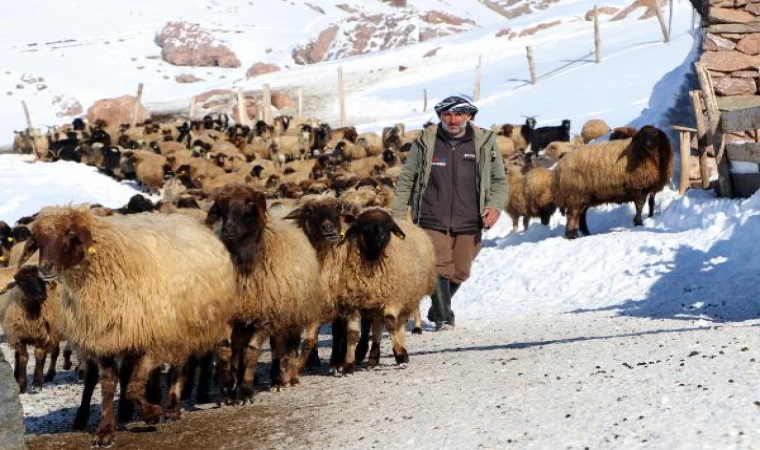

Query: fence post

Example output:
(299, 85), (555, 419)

(188, 96), (197, 120)
(688, 90), (712, 190)
(338, 66), (346, 126)
(131, 82), (144, 128)
(262, 83), (272, 125)
(653, 0), (670, 43)
(21, 101), (37, 160)
(526, 46), (537, 85)
(473, 55), (482, 101)
(695, 61), (732, 197)
(297, 87), (303, 118)
(236, 88), (251, 127)
(594, 6), (601, 63)
(423, 88), (428, 113)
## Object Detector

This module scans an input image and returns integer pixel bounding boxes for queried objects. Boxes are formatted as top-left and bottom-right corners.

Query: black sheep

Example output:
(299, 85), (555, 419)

(530, 119), (571, 154)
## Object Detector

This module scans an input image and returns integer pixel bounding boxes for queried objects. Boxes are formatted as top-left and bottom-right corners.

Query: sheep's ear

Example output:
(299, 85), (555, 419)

(339, 224), (358, 245)
(390, 221), (406, 240)
(71, 223), (95, 256)
(205, 203), (222, 227)
(17, 235), (38, 268)
(283, 207), (301, 221)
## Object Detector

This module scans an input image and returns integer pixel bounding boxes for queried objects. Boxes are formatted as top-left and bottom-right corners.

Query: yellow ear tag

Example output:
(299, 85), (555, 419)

(7, 237), (13, 243)
(0, 255), (5, 261)
(87, 246), (97, 255)
(340, 230), (346, 238)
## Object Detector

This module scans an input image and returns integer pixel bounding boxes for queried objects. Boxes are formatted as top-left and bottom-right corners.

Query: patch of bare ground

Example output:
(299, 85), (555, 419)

(519, 19), (562, 37)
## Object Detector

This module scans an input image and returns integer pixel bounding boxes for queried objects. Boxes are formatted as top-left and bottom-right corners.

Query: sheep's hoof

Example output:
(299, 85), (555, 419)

(342, 363), (355, 375)
(92, 427), (115, 448)
(393, 348), (409, 365)
(73, 412), (90, 431)
(412, 327), (423, 335)
(239, 386), (255, 404)
(330, 367), (343, 377)
(44, 372), (55, 383)
(29, 385), (42, 394)
(196, 391), (211, 405)
(139, 404), (163, 425)
(18, 383), (27, 394)
(164, 408), (181, 422)
(63, 361), (72, 371)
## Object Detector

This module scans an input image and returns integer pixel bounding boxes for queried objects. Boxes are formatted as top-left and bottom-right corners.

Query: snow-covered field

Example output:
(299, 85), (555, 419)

(4, 0), (760, 449)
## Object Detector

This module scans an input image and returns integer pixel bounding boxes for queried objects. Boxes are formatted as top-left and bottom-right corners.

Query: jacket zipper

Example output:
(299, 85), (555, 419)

(449, 142), (457, 233)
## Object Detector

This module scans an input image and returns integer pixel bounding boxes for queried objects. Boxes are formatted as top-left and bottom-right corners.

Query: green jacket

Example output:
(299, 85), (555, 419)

(391, 125), (508, 224)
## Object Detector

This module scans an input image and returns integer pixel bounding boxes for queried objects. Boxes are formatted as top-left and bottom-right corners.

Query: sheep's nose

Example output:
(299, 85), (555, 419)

(38, 263), (57, 281)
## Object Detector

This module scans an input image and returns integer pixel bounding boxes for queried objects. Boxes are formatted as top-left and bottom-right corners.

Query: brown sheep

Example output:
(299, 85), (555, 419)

(505, 154), (530, 233)
(580, 119), (611, 144)
(523, 164), (557, 227)
(24, 206), (236, 446)
(609, 126), (638, 141)
(205, 184), (327, 403)
(551, 125), (673, 239)
(2, 266), (70, 393)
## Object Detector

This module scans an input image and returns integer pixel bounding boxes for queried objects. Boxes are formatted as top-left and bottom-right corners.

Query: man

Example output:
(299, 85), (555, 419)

(391, 96), (507, 331)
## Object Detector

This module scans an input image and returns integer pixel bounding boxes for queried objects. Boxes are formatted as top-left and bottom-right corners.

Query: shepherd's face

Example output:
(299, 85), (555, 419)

(440, 111), (470, 136)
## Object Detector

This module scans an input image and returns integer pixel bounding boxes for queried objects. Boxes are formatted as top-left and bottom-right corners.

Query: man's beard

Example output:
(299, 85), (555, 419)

(442, 120), (467, 135)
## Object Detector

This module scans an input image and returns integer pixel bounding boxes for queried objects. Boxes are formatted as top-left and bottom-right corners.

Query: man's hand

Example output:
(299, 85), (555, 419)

(482, 207), (500, 229)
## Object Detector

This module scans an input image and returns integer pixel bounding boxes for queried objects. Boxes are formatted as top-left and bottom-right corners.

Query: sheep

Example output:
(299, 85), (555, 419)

(609, 126), (638, 141)
(2, 266), (69, 393)
(332, 140), (367, 161)
(505, 154), (530, 233)
(530, 119), (571, 154)
(356, 132), (384, 156)
(551, 125), (673, 239)
(523, 161), (557, 227)
(121, 150), (169, 193)
(24, 206), (237, 446)
(544, 141), (580, 162)
(337, 208), (436, 372)
(205, 184), (327, 404)
(496, 135), (517, 160)
(580, 119), (611, 144)
(0, 221), (12, 267)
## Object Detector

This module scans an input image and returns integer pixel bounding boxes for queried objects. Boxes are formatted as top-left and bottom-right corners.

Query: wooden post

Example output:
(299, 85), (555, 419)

(653, 0), (670, 43)
(188, 96), (197, 120)
(673, 126), (695, 194)
(21, 101), (37, 160)
(131, 82), (144, 128)
(423, 88), (428, 113)
(668, 0), (673, 39)
(297, 88), (303, 118)
(695, 62), (732, 197)
(262, 83), (272, 125)
(689, 90), (712, 190)
(338, 66), (346, 126)
(236, 88), (250, 127)
(593, 6), (601, 63)
(473, 55), (482, 102)
(526, 46), (537, 85)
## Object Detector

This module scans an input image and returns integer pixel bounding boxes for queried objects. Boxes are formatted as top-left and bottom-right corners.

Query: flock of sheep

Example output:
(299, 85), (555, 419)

(2, 111), (673, 446)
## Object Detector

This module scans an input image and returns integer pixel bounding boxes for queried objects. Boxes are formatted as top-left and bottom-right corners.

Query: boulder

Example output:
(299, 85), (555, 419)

(246, 62), (281, 78)
(270, 92), (293, 110)
(86, 95), (150, 126)
(714, 76), (757, 95)
(0, 352), (26, 450)
(156, 21), (240, 68)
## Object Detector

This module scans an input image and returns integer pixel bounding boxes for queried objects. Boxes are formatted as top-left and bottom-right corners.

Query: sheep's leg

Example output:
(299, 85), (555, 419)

(32, 347), (47, 391)
(329, 317), (347, 373)
(62, 342), (73, 371)
(283, 329), (302, 387)
(565, 209), (580, 239)
(195, 352), (214, 404)
(215, 325), (236, 406)
(354, 317), (372, 365)
(165, 365), (184, 422)
(522, 216), (530, 231)
(73, 359), (99, 430)
(117, 355), (137, 423)
(44, 341), (60, 383)
(368, 316), (383, 367)
(297, 322), (321, 373)
(411, 307), (422, 335)
(93, 356), (118, 448)
(15, 346), (28, 393)
(126, 354), (163, 425)
(647, 193), (655, 218)
(240, 330), (267, 404)
(632, 193), (646, 226)
(342, 312), (361, 375)
(510, 215), (519, 234)
(181, 355), (198, 402)
(579, 208), (591, 236)
(385, 310), (409, 365)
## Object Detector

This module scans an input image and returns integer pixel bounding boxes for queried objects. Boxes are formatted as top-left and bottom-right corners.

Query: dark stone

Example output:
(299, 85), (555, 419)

(0, 351), (26, 450)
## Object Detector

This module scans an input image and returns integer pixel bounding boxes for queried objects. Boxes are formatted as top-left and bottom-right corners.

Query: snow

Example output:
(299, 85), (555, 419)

(2, 0), (760, 449)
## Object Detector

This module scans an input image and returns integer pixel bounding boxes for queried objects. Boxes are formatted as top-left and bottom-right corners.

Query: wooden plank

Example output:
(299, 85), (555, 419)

(720, 106), (760, 133)
(653, 0), (669, 43)
(21, 101), (37, 160)
(131, 83), (144, 128)
(730, 172), (760, 198)
(527, 46), (537, 85)
(694, 62), (732, 197)
(338, 66), (346, 126)
(726, 142), (760, 164)
(689, 90), (711, 189)
(672, 125), (698, 132)
(594, 5), (601, 63)
(707, 23), (760, 34)
(679, 131), (690, 194)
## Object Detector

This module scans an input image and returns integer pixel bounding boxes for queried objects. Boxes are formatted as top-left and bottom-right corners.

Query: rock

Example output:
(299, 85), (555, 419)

(714, 76), (757, 95)
(232, 97), (258, 125)
(174, 73), (204, 83)
(292, 25), (339, 64)
(701, 50), (760, 72)
(0, 352), (26, 450)
(56, 100), (83, 118)
(495, 28), (511, 38)
(704, 33), (737, 51)
(423, 47), (441, 57)
(246, 62), (281, 78)
(747, 2), (760, 14)
(86, 95), (150, 126)
(736, 34), (760, 55)
(731, 70), (760, 77)
(709, 7), (756, 23)
(384, 0), (407, 6)
(584, 6), (619, 20)
(270, 91), (293, 110)
(156, 21), (241, 68)
(421, 11), (475, 26)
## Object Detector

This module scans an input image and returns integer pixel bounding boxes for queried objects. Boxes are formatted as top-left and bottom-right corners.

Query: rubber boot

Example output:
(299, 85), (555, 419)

(434, 276), (455, 330)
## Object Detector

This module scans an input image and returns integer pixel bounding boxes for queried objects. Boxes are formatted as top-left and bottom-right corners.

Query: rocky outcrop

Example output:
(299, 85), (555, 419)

(0, 352), (26, 450)
(246, 62), (281, 78)
(86, 95), (150, 125)
(156, 21), (241, 68)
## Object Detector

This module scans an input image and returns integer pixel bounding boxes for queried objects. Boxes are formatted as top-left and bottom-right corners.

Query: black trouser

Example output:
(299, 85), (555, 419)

(428, 276), (460, 325)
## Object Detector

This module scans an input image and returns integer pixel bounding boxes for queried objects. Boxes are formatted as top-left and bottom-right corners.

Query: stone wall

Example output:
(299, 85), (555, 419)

(700, 0), (760, 97)
(0, 352), (26, 450)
